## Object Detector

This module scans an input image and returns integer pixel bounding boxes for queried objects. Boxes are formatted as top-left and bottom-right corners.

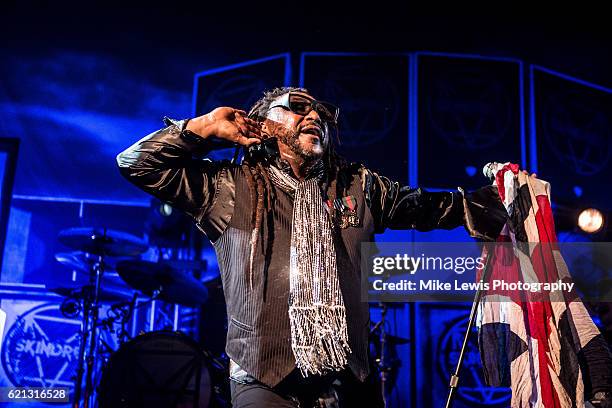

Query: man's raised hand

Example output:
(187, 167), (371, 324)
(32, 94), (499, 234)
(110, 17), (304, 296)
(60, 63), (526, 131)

(186, 107), (262, 147)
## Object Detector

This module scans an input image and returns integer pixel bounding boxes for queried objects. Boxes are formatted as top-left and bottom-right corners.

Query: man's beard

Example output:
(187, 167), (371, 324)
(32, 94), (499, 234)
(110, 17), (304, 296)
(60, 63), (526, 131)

(282, 130), (323, 160)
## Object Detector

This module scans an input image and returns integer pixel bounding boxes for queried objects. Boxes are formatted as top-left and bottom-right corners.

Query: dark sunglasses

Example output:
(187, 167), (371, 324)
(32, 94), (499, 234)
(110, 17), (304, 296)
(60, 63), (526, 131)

(268, 92), (339, 124)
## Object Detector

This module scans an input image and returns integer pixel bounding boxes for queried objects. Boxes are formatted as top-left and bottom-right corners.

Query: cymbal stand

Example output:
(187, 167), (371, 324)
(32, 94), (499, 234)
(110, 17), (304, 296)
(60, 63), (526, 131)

(119, 293), (138, 345)
(72, 294), (89, 408)
(73, 230), (107, 408)
(370, 302), (389, 407)
(83, 252), (105, 407)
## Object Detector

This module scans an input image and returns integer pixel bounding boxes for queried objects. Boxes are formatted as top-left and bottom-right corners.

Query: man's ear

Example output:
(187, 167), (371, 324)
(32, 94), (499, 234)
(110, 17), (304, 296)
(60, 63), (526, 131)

(260, 121), (272, 139)
(261, 117), (293, 141)
(261, 118), (287, 139)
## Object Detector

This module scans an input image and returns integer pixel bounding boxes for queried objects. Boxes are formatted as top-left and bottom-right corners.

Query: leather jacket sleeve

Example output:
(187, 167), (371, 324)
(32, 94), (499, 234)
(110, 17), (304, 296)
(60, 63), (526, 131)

(360, 167), (508, 241)
(116, 118), (227, 224)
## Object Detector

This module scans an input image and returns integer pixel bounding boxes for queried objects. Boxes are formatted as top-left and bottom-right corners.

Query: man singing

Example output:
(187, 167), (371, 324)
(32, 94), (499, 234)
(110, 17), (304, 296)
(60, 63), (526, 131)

(116, 87), (506, 407)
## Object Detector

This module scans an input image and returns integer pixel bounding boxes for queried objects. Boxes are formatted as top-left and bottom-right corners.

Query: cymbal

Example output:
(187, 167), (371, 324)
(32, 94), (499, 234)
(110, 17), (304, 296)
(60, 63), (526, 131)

(54, 251), (131, 282)
(199, 269), (220, 284)
(58, 227), (148, 257)
(116, 260), (208, 306)
(55, 251), (115, 274)
(50, 285), (133, 303)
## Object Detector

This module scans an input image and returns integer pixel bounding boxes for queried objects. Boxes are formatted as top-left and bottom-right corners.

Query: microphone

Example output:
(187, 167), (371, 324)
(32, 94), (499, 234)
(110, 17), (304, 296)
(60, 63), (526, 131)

(482, 162), (498, 180)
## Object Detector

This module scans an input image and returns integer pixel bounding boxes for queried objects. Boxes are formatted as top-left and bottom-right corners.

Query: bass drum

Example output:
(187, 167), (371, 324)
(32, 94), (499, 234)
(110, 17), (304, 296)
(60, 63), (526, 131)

(98, 331), (215, 408)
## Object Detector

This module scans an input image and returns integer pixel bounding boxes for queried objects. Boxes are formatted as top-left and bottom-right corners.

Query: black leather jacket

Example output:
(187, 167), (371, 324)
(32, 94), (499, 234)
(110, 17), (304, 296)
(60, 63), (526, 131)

(116, 117), (507, 386)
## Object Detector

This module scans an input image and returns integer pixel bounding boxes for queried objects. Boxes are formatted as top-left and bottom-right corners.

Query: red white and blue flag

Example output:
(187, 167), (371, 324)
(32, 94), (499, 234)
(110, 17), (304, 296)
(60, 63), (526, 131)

(476, 162), (611, 407)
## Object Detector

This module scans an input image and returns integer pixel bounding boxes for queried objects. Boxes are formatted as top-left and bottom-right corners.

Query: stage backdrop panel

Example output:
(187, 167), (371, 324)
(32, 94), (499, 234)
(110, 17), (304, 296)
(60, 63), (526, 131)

(0, 139), (18, 277)
(414, 303), (511, 408)
(300, 53), (410, 184)
(417, 54), (524, 190)
(531, 66), (612, 207)
(193, 54), (291, 161)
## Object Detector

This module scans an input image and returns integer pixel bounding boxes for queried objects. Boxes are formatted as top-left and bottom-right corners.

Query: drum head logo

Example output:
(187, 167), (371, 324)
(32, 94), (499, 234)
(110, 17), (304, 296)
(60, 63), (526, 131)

(2, 303), (80, 390)
(437, 315), (510, 406)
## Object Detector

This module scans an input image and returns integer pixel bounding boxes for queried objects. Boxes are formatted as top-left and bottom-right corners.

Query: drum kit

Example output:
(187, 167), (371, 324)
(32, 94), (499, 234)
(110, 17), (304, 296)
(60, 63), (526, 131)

(52, 227), (226, 408)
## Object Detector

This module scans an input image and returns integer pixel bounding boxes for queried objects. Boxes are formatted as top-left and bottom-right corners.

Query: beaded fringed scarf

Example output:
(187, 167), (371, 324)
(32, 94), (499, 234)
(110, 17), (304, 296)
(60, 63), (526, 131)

(267, 161), (351, 377)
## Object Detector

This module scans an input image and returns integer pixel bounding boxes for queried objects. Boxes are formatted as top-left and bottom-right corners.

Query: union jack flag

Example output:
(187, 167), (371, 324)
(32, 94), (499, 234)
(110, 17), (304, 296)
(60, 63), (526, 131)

(475, 162), (612, 407)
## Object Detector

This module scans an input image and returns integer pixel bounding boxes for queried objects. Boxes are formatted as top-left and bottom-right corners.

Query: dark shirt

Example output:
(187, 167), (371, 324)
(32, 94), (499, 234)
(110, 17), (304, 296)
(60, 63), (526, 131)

(116, 117), (507, 386)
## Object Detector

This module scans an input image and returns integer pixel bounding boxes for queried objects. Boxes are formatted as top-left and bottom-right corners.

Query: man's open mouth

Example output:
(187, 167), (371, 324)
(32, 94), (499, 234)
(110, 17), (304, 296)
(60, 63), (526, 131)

(300, 125), (323, 139)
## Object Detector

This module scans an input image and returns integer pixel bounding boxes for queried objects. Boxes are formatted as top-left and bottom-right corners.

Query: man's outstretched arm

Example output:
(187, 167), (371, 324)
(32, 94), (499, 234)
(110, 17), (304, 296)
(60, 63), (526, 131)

(360, 167), (508, 240)
(116, 108), (262, 222)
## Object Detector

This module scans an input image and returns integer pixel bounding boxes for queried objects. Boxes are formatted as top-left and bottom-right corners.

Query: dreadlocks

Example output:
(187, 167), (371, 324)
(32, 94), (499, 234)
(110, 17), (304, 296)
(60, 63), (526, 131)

(241, 87), (351, 288)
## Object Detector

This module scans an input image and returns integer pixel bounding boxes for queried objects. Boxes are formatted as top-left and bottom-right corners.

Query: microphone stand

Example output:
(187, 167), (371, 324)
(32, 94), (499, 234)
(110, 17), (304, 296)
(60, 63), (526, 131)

(444, 245), (493, 408)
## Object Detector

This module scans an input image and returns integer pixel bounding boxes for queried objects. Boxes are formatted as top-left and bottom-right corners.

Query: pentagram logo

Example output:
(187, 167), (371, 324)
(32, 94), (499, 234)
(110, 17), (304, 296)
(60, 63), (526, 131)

(437, 315), (510, 406)
(543, 90), (611, 175)
(310, 66), (400, 147)
(427, 70), (510, 150)
(1, 303), (80, 391)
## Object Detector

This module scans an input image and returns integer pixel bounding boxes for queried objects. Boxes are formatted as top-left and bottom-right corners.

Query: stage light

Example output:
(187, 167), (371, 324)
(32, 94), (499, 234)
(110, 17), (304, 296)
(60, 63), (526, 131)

(577, 208), (604, 233)
(146, 198), (190, 247)
(160, 203), (173, 217)
(465, 166), (477, 177)
(573, 186), (583, 198)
